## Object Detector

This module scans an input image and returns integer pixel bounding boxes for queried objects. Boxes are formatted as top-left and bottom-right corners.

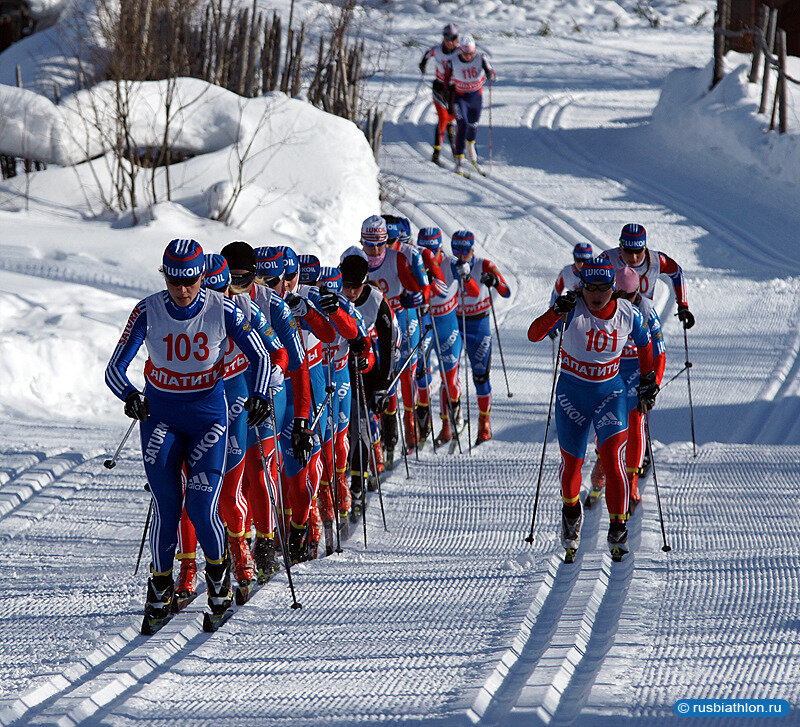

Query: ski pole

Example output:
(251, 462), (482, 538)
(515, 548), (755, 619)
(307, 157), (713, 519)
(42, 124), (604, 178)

(394, 385), (411, 479)
(525, 314), (567, 543)
(104, 419), (137, 469)
(658, 362), (692, 392)
(459, 282), (472, 455)
(418, 320), (438, 453)
(358, 371), (388, 532)
(429, 314), (463, 454)
(268, 394), (288, 544)
(644, 411), (671, 552)
(385, 324), (433, 393)
(326, 351), (342, 554)
(255, 423), (302, 609)
(354, 372), (369, 548)
(134, 499), (152, 575)
(683, 326), (697, 458)
(488, 288), (512, 398)
(403, 312), (420, 463)
(488, 77), (493, 176)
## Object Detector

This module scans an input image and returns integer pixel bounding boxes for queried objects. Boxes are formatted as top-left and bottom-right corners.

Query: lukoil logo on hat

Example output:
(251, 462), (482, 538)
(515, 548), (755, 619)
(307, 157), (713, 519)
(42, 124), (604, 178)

(163, 239), (204, 279)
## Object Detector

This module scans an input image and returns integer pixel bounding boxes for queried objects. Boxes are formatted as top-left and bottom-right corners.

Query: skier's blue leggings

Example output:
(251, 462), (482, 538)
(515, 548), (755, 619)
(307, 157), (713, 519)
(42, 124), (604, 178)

(415, 310), (434, 397)
(453, 89), (482, 155)
(620, 360), (640, 415)
(458, 314), (492, 397)
(140, 381), (228, 574)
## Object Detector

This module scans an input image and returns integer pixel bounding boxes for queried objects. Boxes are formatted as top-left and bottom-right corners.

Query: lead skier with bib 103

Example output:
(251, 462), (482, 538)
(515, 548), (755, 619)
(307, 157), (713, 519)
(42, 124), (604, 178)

(105, 239), (273, 630)
(526, 257), (658, 562)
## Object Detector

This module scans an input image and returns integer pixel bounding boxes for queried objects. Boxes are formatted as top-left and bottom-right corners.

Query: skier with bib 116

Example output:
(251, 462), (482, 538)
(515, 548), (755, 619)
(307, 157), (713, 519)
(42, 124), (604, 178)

(527, 257), (659, 563)
(445, 33), (496, 177)
(419, 23), (460, 165)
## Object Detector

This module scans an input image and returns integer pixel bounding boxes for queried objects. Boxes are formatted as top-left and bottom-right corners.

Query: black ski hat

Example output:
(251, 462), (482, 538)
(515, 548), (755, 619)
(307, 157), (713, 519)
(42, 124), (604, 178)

(221, 240), (256, 272)
(340, 255), (369, 287)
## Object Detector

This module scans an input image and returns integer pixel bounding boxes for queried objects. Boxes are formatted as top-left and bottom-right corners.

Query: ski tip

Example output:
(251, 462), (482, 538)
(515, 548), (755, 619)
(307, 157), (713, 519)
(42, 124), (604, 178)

(202, 612), (214, 632)
(564, 548), (577, 564)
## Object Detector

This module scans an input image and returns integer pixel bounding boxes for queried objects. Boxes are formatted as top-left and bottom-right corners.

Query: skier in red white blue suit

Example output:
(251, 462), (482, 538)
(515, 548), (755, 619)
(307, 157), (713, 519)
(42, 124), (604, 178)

(527, 257), (659, 561)
(105, 239), (272, 624)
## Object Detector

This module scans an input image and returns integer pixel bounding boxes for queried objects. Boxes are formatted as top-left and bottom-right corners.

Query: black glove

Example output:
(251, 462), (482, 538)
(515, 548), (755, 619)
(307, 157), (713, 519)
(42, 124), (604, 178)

(371, 389), (391, 414)
(480, 271), (499, 288)
(291, 418), (314, 467)
(245, 396), (272, 427)
(318, 289), (339, 315)
(284, 291), (308, 318)
(400, 291), (425, 309)
(548, 329), (559, 340)
(124, 391), (149, 421)
(349, 336), (366, 355)
(553, 290), (577, 316)
(637, 371), (659, 414)
(677, 304), (695, 330)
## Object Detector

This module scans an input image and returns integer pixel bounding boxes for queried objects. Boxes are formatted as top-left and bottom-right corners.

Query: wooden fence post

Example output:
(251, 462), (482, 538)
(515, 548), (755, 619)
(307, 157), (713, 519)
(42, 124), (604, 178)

(712, 0), (728, 88)
(777, 29), (787, 134)
(748, 4), (768, 83)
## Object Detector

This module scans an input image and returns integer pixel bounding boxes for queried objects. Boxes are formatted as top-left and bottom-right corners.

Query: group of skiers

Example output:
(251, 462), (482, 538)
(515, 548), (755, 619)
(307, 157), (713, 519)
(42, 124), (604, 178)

(105, 215), (511, 626)
(529, 223), (693, 561)
(419, 23), (496, 175)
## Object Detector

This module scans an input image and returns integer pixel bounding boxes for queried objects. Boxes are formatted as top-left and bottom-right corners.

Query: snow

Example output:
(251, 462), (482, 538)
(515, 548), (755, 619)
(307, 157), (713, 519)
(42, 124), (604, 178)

(1, 0), (800, 724)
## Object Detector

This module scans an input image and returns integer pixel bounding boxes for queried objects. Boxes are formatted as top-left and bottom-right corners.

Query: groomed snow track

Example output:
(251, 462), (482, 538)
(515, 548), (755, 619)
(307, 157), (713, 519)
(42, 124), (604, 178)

(1, 31), (800, 726)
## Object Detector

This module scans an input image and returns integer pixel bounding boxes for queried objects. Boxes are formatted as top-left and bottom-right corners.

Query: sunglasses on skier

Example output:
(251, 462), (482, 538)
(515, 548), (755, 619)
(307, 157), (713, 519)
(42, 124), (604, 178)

(165, 273), (202, 287)
(263, 276), (282, 289)
(582, 282), (614, 292)
(230, 271), (256, 288)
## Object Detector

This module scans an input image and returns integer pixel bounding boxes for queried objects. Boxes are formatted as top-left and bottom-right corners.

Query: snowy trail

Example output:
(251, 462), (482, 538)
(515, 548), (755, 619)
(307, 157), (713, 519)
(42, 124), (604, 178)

(1, 20), (800, 727)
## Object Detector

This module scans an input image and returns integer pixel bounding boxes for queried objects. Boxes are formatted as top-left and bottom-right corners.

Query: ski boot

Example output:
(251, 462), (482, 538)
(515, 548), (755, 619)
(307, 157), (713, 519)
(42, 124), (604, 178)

(308, 499), (323, 560)
(608, 520), (629, 562)
(454, 154), (466, 176)
(205, 559), (232, 615)
(432, 145), (441, 165)
(628, 470), (642, 515)
(416, 403), (432, 442)
(476, 413), (492, 445)
(228, 534), (256, 587)
(466, 140), (486, 175)
(434, 415), (452, 447)
(174, 556), (197, 607)
(382, 412), (398, 471)
(252, 536), (280, 583)
(338, 510), (350, 540)
(561, 502), (583, 563)
(288, 520), (310, 564)
(584, 457), (606, 508)
(143, 571), (174, 623)
(403, 408), (419, 454)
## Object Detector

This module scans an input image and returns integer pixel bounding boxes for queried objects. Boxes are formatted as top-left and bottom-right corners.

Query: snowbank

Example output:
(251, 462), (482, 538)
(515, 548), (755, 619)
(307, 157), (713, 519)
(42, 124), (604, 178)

(651, 52), (800, 186)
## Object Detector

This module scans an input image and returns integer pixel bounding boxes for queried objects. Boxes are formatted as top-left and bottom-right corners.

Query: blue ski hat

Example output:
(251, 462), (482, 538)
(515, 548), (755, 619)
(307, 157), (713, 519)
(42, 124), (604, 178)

(619, 223), (646, 250)
(572, 242), (593, 261)
(451, 230), (475, 255)
(202, 254), (230, 291)
(254, 246), (284, 279)
(396, 217), (412, 244)
(579, 256), (616, 287)
(319, 266), (343, 292)
(298, 254), (321, 284)
(162, 239), (204, 279)
(384, 218), (404, 242)
(279, 246), (300, 276)
(417, 227), (443, 253)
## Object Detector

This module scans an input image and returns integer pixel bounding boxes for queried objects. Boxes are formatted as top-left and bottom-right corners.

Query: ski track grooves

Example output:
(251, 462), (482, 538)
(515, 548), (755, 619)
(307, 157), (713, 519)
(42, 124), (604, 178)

(526, 93), (800, 276)
(0, 449), (104, 539)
